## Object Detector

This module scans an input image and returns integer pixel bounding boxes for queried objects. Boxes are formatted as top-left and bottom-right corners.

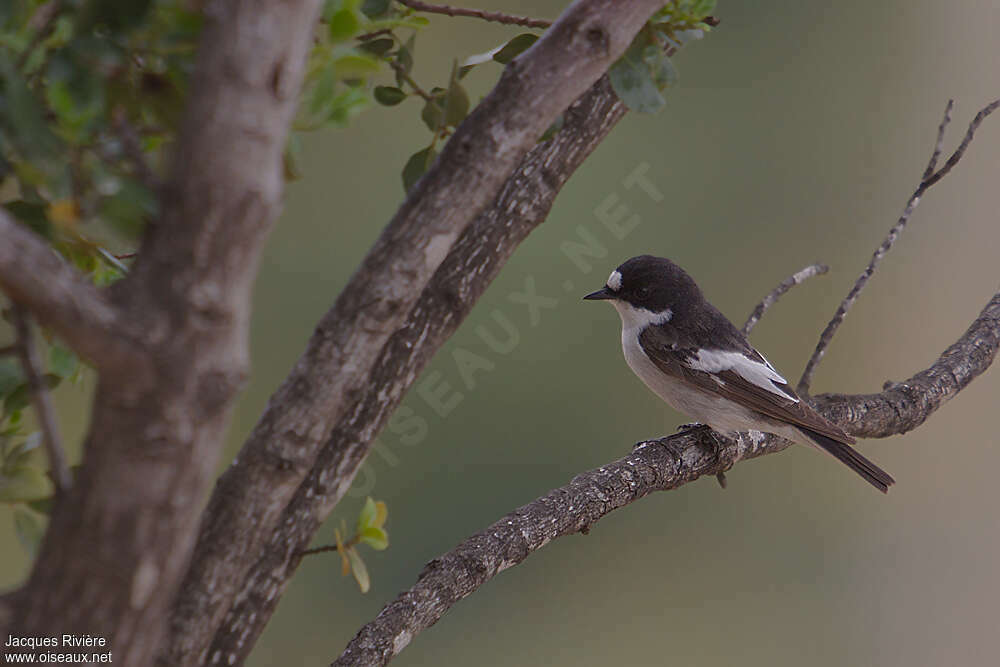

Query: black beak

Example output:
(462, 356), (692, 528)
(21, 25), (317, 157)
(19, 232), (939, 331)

(583, 287), (615, 301)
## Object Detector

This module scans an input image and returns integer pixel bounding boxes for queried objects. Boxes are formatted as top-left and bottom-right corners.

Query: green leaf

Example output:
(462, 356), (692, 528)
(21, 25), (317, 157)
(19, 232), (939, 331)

(3, 201), (52, 239)
(361, 0), (391, 17)
(332, 51), (380, 79)
(0, 465), (54, 503)
(308, 64), (338, 118)
(27, 497), (54, 515)
(7, 432), (43, 468)
(0, 359), (24, 398)
(13, 507), (46, 557)
(647, 48), (678, 91)
(284, 133), (304, 181)
(358, 38), (394, 57)
(3, 375), (59, 413)
(444, 67), (469, 127)
(49, 344), (78, 379)
(4, 384), (31, 413)
(420, 94), (444, 132)
(372, 499), (387, 529)
(359, 525), (388, 551)
(327, 86), (369, 127)
(346, 546), (370, 593)
(98, 179), (158, 239)
(328, 8), (360, 42)
(76, 0), (155, 34)
(358, 496), (377, 531)
(373, 86), (406, 106)
(0, 58), (61, 160)
(402, 146), (436, 193)
(394, 36), (414, 87)
(493, 33), (539, 65)
(608, 35), (666, 113)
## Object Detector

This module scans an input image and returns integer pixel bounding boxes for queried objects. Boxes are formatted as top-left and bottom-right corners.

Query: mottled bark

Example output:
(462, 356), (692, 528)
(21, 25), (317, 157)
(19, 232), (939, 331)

(335, 290), (1000, 667)
(164, 1), (664, 663)
(198, 76), (628, 666)
(3, 1), (323, 664)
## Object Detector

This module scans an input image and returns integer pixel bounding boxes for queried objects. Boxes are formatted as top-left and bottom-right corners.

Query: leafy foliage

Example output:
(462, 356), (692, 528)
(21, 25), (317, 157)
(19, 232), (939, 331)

(0, 0), (716, 566)
(608, 0), (716, 112)
(329, 497), (389, 593)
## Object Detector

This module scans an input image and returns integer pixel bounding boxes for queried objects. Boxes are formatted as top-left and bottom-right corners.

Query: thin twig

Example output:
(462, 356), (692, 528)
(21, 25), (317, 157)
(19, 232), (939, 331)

(10, 303), (72, 495)
(387, 59), (433, 101)
(922, 99), (953, 180)
(741, 263), (829, 335)
(0, 345), (18, 357)
(797, 98), (1000, 394)
(334, 287), (1000, 666)
(396, 0), (552, 28)
(300, 544), (341, 556)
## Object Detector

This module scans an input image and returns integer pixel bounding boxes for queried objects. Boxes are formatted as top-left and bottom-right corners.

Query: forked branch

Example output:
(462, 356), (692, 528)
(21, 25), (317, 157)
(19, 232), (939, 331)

(797, 98), (1000, 394)
(335, 102), (1000, 666)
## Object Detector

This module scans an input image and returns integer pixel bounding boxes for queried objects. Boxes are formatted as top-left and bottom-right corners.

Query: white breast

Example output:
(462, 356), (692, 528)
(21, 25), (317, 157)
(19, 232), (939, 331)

(612, 300), (763, 435)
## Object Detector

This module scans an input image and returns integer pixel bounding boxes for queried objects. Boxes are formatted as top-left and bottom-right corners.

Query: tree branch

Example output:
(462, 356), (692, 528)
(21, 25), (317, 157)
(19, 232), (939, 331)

(163, 2), (665, 663)
(798, 98), (1000, 394)
(0, 210), (139, 372)
(181, 74), (630, 667)
(13, 1), (325, 664)
(741, 263), (829, 335)
(9, 302), (72, 495)
(335, 288), (1000, 666)
(396, 0), (552, 28)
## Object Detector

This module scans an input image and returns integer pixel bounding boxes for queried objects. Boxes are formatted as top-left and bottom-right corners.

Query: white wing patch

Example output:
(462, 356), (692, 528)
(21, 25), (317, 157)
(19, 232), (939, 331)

(688, 349), (798, 402)
(607, 270), (623, 292)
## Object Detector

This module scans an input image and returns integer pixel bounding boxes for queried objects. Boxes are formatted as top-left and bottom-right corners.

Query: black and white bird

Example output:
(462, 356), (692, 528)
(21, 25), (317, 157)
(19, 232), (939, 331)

(584, 255), (894, 493)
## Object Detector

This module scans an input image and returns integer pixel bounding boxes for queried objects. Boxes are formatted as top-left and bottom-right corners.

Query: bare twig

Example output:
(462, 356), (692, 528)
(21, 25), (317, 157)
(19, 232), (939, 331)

(388, 59), (433, 101)
(797, 98), (1000, 394)
(921, 99), (953, 180)
(741, 263), (829, 335)
(300, 544), (342, 556)
(336, 289), (1000, 667)
(9, 302), (72, 495)
(396, 0), (552, 28)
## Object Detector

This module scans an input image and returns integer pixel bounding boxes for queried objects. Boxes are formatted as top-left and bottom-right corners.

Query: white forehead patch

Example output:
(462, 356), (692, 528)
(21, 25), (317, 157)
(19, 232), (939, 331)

(606, 270), (623, 292)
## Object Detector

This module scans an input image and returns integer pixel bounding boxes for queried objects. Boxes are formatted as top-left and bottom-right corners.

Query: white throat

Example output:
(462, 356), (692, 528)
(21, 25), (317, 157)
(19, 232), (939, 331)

(611, 300), (673, 333)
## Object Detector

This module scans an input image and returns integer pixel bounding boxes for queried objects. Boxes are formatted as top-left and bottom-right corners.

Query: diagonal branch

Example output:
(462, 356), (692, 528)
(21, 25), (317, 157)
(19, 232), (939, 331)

(335, 288), (1000, 667)
(741, 263), (829, 335)
(0, 210), (139, 372)
(163, 2), (666, 663)
(798, 98), (1000, 394)
(192, 75), (630, 667)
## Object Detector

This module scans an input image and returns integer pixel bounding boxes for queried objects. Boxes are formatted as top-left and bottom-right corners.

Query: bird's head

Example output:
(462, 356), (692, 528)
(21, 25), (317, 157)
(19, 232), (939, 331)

(583, 255), (701, 323)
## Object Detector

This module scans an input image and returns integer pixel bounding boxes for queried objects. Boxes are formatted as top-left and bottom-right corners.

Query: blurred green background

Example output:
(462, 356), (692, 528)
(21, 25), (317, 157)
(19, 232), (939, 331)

(4, 1), (1000, 665)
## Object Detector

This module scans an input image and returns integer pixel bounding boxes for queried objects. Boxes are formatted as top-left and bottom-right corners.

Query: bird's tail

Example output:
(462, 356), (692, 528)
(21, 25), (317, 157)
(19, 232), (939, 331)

(796, 427), (895, 493)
